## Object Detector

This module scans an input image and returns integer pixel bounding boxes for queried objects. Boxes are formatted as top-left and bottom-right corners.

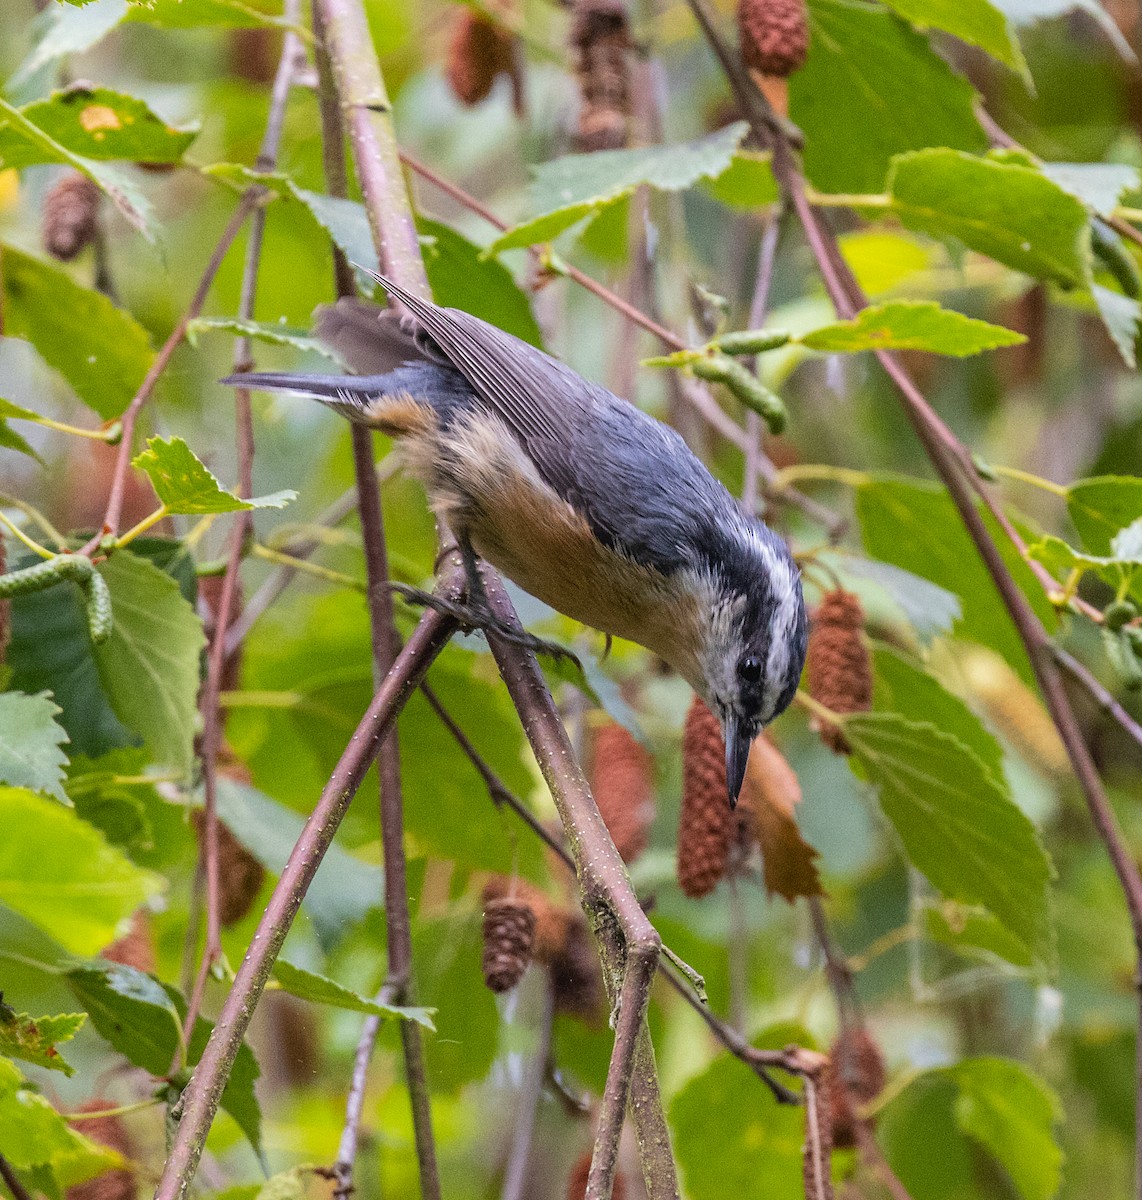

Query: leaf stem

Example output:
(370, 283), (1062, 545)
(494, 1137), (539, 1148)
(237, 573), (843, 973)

(0, 511), (54, 559)
(803, 187), (891, 209)
(115, 504), (169, 548)
(771, 462), (870, 490)
(990, 464), (1069, 498)
(250, 543), (365, 590)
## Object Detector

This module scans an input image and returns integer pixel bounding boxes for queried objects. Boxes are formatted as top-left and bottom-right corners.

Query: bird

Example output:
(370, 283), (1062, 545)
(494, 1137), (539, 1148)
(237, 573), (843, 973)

(224, 275), (807, 805)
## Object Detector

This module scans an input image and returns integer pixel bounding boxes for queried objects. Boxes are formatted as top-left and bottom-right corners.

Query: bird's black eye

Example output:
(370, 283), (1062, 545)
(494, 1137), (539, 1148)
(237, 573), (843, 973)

(738, 655), (763, 684)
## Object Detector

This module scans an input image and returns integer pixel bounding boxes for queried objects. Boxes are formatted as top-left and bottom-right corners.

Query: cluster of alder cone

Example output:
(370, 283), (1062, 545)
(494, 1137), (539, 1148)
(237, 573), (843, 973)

(476, 589), (886, 1196)
(445, 0), (810, 139)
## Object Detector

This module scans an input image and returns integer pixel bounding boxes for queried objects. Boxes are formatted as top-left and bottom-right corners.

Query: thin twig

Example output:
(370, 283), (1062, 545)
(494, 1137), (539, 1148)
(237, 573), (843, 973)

(312, 0), (441, 1191)
(0, 1155), (33, 1200)
(853, 1121), (916, 1200)
(153, 600), (460, 1200)
(500, 976), (557, 1200)
(185, 0), (304, 1042)
(82, 197), (258, 555)
(741, 213), (782, 514)
(681, 6), (1142, 1193)
(1053, 644), (1142, 755)
(481, 571), (679, 1200)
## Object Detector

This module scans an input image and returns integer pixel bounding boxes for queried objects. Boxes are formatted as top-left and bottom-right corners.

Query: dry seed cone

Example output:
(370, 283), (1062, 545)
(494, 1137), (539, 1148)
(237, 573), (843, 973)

(807, 590), (872, 754)
(100, 909), (157, 975)
(481, 890), (537, 993)
(43, 171), (101, 261)
(66, 1100), (135, 1200)
(825, 1024), (887, 1149)
(677, 696), (734, 898)
(192, 807), (266, 927)
(589, 721), (654, 863)
(737, 0), (809, 78)
(446, 9), (515, 106)
(570, 0), (631, 150)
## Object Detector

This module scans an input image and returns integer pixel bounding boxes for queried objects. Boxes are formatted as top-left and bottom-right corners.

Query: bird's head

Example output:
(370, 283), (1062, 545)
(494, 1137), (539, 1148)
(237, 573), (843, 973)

(693, 517), (807, 807)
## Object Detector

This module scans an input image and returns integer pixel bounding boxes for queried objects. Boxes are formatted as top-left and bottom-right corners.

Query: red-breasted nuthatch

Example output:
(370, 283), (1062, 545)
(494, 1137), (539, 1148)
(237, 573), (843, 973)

(226, 276), (807, 805)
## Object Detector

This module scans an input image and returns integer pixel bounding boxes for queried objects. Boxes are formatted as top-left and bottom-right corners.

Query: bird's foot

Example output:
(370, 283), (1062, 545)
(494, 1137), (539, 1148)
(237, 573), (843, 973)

(389, 583), (581, 669)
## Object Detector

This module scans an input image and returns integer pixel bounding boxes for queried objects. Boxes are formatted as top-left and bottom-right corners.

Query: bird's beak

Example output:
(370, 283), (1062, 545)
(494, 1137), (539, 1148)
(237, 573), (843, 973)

(724, 716), (752, 810)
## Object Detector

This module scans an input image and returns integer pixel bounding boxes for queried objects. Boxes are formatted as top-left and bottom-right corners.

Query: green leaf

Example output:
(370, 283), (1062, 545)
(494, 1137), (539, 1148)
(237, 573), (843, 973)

(923, 903), (1035, 968)
(65, 748), (164, 851)
(0, 397), (43, 421)
(1027, 533), (1140, 593)
(950, 1058), (1063, 1200)
(842, 713), (1054, 960)
(65, 963), (180, 1075)
(0, 786), (163, 955)
(790, 0), (986, 194)
(855, 475), (1057, 684)
(0, 87), (197, 167)
(124, 0), (290, 29)
(671, 1022), (816, 1200)
(1067, 475), (1142, 554)
(5, 555), (135, 760)
(838, 228), (938, 295)
(1041, 162), (1140, 215)
(185, 317), (340, 359)
(0, 1058), (122, 1177)
(0, 1009), (85, 1075)
(1, 245), (154, 419)
(11, 0), (130, 86)
(419, 217), (544, 347)
(888, 150), (1091, 285)
(878, 0), (1027, 75)
(698, 150), (779, 209)
(871, 645), (1005, 782)
(489, 123), (749, 253)
(271, 961), (435, 1029)
(799, 300), (1026, 356)
(833, 554), (961, 642)
(991, 0), (1133, 58)
(0, 691), (70, 803)
(67, 963), (263, 1154)
(0, 419), (42, 462)
(131, 436), (296, 514)
(93, 551), (207, 777)
(287, 185), (378, 277)
(1091, 283), (1140, 368)
(214, 777), (384, 947)
(0, 100), (153, 235)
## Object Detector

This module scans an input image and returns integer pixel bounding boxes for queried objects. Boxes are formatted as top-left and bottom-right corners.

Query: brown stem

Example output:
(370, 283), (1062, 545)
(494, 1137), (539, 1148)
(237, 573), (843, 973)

(82, 195), (257, 553)
(185, 0), (304, 1041)
(852, 1121), (916, 1200)
(312, 2), (440, 1193)
(481, 571), (678, 1200)
(683, 4), (1142, 1191)
(0, 1155), (33, 1200)
(1053, 644), (1142, 755)
(152, 601), (460, 1200)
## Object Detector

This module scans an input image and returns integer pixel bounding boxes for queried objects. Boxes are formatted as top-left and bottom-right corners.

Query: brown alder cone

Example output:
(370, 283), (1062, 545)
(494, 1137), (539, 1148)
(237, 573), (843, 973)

(824, 1024), (887, 1149)
(737, 0), (809, 78)
(191, 807), (265, 927)
(66, 1100), (135, 1200)
(481, 891), (537, 992)
(567, 1150), (627, 1200)
(677, 696), (734, 898)
(43, 172), (101, 261)
(446, 9), (516, 106)
(0, 537), (9, 666)
(588, 721), (654, 863)
(736, 734), (822, 901)
(807, 590), (872, 754)
(570, 0), (631, 150)
(100, 909), (157, 975)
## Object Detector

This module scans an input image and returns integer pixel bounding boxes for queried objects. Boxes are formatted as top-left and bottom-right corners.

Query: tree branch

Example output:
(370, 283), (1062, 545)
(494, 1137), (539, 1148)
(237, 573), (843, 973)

(500, 976), (556, 1200)
(152, 599), (460, 1200)
(312, 1), (440, 1192)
